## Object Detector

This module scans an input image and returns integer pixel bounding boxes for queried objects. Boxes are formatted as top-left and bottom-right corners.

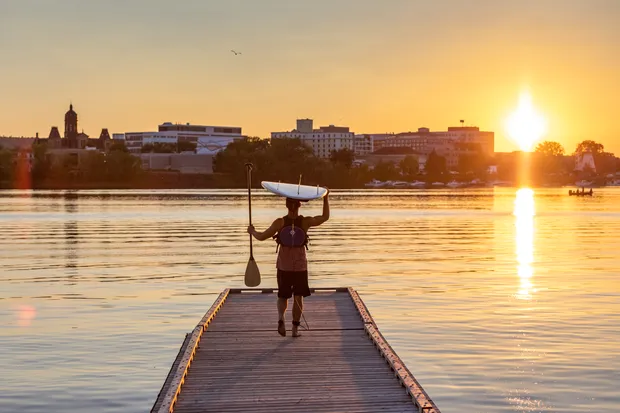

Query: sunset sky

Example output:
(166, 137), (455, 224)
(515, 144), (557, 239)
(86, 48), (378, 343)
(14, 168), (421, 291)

(1, 0), (618, 154)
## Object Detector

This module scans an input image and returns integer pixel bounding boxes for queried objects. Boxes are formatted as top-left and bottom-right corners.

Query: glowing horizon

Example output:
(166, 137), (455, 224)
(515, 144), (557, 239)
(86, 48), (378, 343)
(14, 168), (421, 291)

(0, 1), (619, 154)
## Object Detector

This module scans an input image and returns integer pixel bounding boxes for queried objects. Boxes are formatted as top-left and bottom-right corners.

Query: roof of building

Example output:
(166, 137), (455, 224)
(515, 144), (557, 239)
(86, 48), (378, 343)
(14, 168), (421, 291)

(65, 104), (77, 119)
(49, 127), (61, 140)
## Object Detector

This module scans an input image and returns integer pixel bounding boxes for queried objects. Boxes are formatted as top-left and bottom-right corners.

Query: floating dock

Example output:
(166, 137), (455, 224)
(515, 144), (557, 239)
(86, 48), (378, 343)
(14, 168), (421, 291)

(151, 288), (441, 413)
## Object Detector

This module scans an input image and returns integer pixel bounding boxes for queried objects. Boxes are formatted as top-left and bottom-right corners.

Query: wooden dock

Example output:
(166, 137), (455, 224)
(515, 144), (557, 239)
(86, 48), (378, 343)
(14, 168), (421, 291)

(151, 288), (441, 413)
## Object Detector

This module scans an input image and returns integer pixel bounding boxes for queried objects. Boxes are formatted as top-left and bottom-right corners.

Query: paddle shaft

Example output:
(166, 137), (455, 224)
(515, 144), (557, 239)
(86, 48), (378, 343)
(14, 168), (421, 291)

(246, 164), (254, 258)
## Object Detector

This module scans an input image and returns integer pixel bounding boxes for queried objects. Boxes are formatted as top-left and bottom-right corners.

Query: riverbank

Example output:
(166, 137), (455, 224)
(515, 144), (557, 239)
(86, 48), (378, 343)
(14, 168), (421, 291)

(2, 170), (619, 190)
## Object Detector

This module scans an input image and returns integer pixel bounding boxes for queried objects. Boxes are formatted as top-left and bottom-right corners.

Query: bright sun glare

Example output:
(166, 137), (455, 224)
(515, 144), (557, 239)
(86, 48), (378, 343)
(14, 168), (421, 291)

(514, 188), (535, 300)
(506, 92), (547, 152)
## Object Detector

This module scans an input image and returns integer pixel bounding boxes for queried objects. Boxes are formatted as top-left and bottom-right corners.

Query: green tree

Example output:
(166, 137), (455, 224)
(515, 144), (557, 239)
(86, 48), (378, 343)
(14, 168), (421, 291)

(152, 143), (175, 153)
(177, 140), (197, 153)
(109, 141), (129, 153)
(372, 161), (399, 181)
(595, 151), (617, 175)
(141, 143), (154, 153)
(105, 151), (142, 182)
(80, 151), (107, 182)
(213, 137), (270, 180)
(329, 148), (355, 169)
(47, 154), (76, 183)
(532, 152), (565, 176)
(350, 163), (372, 186)
(141, 142), (175, 153)
(573, 140), (616, 175)
(574, 140), (604, 155)
(399, 155), (419, 180)
(532, 141), (567, 180)
(31, 142), (51, 185)
(458, 152), (490, 178)
(535, 141), (565, 157)
(0, 148), (15, 185)
(424, 150), (447, 181)
(266, 137), (316, 182)
(373, 147), (415, 155)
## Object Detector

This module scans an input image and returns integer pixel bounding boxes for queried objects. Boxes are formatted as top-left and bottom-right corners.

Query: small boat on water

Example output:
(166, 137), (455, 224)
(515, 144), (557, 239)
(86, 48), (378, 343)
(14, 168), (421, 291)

(575, 180), (594, 188)
(569, 188), (593, 196)
(409, 180), (426, 188)
(490, 180), (512, 187)
(364, 179), (386, 188)
(390, 180), (410, 188)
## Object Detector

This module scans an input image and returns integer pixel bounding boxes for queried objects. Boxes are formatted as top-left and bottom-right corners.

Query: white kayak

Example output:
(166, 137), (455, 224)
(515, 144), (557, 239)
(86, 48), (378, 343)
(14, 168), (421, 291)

(261, 181), (328, 201)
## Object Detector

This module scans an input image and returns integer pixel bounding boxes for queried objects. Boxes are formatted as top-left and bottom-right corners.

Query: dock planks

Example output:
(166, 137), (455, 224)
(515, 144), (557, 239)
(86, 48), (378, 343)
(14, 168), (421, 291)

(152, 288), (440, 413)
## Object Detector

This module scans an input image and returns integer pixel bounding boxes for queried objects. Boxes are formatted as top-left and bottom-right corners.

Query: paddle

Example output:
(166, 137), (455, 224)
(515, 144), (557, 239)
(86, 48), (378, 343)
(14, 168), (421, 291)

(244, 163), (261, 287)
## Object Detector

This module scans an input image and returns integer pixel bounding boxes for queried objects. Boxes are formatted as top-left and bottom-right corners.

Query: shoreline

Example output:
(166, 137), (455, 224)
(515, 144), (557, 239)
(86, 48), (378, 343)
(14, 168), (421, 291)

(1, 183), (616, 191)
(1, 172), (616, 191)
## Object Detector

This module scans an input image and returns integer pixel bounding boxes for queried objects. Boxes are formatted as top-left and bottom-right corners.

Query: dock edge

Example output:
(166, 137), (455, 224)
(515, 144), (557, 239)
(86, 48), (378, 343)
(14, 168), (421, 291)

(151, 287), (441, 413)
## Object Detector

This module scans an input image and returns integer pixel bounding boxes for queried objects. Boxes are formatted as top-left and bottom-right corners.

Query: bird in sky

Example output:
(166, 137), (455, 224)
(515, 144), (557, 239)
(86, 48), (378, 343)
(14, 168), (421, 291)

(231, 50), (242, 55)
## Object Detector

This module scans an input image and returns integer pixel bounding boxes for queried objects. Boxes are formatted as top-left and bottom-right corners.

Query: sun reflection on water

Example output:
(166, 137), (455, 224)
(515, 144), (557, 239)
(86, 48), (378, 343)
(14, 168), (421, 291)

(513, 188), (535, 299)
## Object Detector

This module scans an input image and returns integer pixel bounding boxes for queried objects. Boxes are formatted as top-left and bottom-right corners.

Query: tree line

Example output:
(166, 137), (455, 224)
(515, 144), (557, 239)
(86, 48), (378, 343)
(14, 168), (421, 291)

(141, 141), (197, 153)
(213, 137), (464, 187)
(1, 137), (617, 189)
(0, 141), (142, 189)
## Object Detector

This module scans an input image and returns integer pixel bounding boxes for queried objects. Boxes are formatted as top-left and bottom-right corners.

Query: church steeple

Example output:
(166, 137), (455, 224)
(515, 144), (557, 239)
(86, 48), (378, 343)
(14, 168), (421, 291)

(64, 103), (78, 148)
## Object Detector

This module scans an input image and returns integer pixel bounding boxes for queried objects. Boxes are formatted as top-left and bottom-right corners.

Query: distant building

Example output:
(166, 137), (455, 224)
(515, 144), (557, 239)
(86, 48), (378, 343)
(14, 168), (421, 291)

(36, 104), (110, 151)
(352, 133), (400, 156)
(355, 153), (427, 172)
(139, 153), (214, 174)
(575, 151), (596, 172)
(0, 136), (36, 150)
(64, 104), (78, 148)
(354, 134), (373, 155)
(271, 119), (355, 158)
(372, 125), (494, 169)
(125, 122), (244, 154)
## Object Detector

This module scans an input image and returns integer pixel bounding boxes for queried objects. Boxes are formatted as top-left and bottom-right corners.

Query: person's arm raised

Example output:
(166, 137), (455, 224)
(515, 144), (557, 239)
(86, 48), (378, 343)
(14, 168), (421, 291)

(248, 218), (283, 241)
(306, 191), (330, 228)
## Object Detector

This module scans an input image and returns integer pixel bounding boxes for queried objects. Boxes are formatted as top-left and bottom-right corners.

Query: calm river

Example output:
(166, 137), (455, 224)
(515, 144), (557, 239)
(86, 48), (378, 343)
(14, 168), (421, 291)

(1, 188), (618, 412)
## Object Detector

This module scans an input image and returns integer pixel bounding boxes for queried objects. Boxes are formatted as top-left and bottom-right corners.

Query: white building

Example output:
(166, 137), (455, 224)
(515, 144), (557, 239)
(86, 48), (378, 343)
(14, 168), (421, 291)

(575, 152), (596, 172)
(354, 134), (373, 155)
(271, 119), (354, 159)
(353, 133), (401, 156)
(143, 134), (177, 145)
(125, 122), (244, 154)
(373, 125), (495, 169)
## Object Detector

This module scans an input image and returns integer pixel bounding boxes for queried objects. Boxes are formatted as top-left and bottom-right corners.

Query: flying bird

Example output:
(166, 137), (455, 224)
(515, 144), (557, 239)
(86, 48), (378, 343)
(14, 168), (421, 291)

(231, 50), (242, 55)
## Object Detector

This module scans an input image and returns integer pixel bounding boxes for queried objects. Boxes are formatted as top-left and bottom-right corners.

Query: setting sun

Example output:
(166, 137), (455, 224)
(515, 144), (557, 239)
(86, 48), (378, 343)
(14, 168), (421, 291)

(505, 92), (548, 152)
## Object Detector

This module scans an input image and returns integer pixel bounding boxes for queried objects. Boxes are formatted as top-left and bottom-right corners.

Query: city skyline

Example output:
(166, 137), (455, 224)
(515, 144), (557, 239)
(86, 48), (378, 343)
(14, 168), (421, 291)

(1, 1), (619, 154)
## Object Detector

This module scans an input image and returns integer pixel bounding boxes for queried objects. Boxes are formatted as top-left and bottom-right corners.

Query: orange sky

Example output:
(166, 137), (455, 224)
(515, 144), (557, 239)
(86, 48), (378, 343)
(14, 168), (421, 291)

(1, 1), (618, 154)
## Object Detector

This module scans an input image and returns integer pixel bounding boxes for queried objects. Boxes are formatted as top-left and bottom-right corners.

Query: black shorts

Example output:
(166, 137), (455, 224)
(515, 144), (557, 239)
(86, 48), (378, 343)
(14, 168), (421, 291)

(277, 269), (311, 299)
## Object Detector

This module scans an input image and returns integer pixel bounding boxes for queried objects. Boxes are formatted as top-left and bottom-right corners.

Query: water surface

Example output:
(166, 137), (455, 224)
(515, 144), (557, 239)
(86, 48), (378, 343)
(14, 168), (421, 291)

(1, 188), (619, 412)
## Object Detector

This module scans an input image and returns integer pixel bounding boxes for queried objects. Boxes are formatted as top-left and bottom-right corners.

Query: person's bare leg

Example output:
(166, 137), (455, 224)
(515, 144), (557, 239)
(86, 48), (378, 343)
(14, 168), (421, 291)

(292, 295), (303, 337)
(277, 297), (288, 337)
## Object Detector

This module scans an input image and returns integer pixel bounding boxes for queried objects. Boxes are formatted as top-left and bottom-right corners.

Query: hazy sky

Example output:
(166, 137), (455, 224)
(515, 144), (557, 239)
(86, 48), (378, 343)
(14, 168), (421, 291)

(1, 0), (619, 153)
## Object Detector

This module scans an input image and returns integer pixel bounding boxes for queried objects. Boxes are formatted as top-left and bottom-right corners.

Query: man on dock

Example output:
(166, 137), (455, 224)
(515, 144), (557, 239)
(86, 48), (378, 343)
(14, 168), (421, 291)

(247, 191), (330, 337)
